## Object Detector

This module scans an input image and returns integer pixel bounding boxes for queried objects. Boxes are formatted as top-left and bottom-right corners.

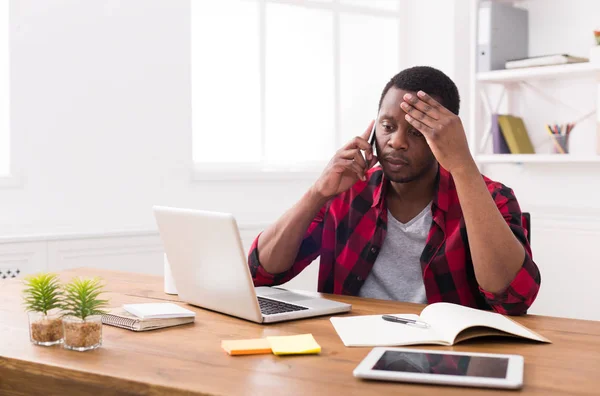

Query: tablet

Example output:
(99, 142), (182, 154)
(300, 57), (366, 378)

(353, 347), (523, 390)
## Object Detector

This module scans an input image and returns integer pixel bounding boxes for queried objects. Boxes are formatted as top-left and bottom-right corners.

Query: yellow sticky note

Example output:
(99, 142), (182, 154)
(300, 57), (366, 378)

(221, 338), (272, 356)
(266, 334), (321, 356)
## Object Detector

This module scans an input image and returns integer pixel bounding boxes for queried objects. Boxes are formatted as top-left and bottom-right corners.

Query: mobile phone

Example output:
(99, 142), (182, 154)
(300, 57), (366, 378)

(368, 113), (378, 158)
(360, 114), (378, 167)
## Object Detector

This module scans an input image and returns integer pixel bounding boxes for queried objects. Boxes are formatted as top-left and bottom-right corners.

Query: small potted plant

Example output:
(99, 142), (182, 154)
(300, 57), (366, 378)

(61, 277), (109, 351)
(23, 273), (64, 346)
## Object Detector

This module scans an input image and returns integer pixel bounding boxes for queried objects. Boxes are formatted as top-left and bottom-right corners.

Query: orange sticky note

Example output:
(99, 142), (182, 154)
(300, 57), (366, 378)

(221, 338), (272, 356)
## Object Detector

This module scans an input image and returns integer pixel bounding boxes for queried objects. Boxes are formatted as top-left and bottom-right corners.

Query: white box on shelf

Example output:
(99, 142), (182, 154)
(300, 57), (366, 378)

(597, 74), (600, 155)
(590, 46), (600, 65)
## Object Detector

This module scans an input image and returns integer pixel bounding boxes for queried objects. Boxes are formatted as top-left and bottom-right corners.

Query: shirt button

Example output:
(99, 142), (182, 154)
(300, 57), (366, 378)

(357, 276), (363, 281)
(371, 247), (378, 253)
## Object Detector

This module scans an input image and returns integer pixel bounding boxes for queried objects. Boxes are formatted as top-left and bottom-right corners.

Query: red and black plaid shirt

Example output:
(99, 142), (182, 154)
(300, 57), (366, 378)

(248, 166), (540, 315)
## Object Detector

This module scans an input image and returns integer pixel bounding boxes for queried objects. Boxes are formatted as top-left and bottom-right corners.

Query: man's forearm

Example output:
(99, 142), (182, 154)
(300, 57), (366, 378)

(256, 187), (329, 275)
(398, 90), (527, 295)
(451, 164), (525, 294)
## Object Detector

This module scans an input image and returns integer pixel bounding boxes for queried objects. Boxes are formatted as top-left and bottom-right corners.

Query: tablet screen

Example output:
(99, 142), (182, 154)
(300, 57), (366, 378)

(372, 351), (509, 379)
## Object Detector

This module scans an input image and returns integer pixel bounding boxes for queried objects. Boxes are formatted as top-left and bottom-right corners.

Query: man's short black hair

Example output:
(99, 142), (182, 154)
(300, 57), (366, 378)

(378, 66), (460, 115)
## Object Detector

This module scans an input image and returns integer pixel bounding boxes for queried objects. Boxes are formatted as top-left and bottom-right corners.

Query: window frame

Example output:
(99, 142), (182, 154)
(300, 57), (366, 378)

(191, 0), (403, 181)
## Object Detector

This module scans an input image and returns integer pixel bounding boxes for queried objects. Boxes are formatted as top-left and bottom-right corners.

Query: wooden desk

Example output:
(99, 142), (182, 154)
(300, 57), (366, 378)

(1, 268), (599, 395)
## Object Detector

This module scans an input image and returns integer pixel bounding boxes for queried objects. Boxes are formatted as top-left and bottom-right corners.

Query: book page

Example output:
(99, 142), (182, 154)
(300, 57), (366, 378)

(420, 303), (550, 344)
(330, 314), (447, 347)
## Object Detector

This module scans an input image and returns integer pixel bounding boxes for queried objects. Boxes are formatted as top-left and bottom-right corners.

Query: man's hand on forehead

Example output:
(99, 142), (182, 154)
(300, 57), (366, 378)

(400, 91), (475, 175)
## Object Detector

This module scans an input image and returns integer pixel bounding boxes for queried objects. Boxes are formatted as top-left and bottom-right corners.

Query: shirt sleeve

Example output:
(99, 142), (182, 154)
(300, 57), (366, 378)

(479, 184), (541, 315)
(247, 204), (327, 287)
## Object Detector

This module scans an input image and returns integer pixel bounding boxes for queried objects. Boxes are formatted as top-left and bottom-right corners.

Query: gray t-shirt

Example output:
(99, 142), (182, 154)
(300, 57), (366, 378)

(358, 204), (432, 303)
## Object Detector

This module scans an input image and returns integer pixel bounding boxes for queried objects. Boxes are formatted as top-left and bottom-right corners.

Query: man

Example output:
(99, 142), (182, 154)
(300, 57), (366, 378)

(248, 66), (540, 315)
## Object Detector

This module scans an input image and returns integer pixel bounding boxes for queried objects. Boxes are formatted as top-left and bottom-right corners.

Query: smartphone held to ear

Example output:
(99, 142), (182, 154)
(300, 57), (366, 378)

(368, 121), (377, 152)
(360, 115), (378, 168)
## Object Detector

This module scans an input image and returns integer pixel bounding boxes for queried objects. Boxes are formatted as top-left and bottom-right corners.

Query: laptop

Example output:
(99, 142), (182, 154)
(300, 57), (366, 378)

(153, 206), (351, 323)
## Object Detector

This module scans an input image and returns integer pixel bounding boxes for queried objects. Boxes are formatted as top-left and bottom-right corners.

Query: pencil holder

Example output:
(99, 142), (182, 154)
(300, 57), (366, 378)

(552, 135), (569, 154)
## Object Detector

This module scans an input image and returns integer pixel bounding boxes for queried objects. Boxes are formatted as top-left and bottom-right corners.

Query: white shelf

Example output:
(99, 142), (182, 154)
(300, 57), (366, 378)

(476, 154), (600, 164)
(477, 62), (600, 83)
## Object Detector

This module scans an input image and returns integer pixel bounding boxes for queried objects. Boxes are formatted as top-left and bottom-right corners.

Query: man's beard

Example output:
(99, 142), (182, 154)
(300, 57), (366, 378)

(382, 155), (437, 184)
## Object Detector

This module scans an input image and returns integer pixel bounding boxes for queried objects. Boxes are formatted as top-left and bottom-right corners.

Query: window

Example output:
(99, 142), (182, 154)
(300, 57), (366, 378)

(0, 2), (9, 177)
(191, 0), (401, 177)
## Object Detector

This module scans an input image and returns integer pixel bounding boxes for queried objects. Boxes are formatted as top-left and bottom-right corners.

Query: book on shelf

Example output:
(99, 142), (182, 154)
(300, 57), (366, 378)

(505, 54), (589, 70)
(497, 115), (535, 154)
(492, 113), (511, 154)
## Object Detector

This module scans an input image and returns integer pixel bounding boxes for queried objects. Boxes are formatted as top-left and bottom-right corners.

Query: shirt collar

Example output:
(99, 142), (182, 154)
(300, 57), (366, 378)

(370, 164), (451, 213)
(371, 167), (386, 208)
(432, 165), (451, 213)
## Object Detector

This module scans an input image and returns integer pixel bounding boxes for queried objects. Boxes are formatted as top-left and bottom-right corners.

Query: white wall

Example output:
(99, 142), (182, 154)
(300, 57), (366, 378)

(3, 0), (313, 237)
(400, 0), (471, 123)
(0, 2), (9, 177)
(2, 0), (472, 236)
(2, 0), (600, 320)
(1, 0), (321, 294)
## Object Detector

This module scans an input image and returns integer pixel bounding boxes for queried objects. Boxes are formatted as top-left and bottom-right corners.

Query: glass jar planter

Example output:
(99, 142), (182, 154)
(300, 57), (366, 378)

(28, 311), (64, 346)
(62, 315), (102, 351)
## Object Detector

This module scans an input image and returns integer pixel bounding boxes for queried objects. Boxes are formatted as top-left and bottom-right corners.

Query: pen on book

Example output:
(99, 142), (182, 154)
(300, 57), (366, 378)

(381, 315), (431, 329)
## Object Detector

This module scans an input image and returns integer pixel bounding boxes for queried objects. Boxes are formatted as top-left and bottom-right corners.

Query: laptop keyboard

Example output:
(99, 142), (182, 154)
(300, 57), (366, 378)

(257, 296), (309, 316)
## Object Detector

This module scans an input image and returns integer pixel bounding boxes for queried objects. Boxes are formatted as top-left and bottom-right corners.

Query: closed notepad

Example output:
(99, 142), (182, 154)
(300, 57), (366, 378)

(221, 339), (272, 356)
(102, 307), (195, 331)
(267, 334), (321, 355)
(497, 115), (535, 154)
(122, 303), (196, 319)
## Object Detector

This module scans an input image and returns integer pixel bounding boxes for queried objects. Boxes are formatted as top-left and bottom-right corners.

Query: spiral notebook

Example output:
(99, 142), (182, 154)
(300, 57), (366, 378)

(102, 307), (195, 332)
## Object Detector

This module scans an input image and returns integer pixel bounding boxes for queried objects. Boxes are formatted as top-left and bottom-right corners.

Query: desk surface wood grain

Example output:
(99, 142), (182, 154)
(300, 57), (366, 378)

(1, 268), (599, 395)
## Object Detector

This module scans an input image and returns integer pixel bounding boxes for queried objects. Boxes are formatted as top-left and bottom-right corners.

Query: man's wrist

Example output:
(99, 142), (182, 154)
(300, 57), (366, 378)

(307, 185), (331, 208)
(449, 160), (480, 181)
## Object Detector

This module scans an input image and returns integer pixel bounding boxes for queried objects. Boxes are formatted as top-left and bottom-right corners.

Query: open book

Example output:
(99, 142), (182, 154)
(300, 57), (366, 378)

(330, 302), (550, 347)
